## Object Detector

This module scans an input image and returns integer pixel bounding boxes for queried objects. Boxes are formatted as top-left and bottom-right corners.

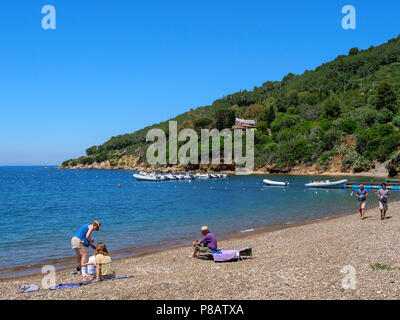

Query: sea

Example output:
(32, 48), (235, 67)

(0, 166), (396, 277)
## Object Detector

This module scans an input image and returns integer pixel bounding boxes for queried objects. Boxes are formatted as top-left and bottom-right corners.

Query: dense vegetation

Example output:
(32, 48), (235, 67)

(62, 35), (400, 174)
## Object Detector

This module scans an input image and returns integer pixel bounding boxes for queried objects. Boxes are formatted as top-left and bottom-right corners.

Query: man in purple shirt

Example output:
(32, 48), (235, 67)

(188, 226), (218, 258)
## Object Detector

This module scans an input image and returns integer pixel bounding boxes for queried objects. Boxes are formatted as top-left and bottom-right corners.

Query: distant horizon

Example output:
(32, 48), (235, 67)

(0, 164), (58, 167)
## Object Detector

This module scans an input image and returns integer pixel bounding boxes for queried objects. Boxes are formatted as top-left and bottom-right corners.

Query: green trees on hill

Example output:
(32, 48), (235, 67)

(376, 81), (397, 112)
(356, 125), (400, 162)
(214, 109), (235, 131)
(263, 106), (276, 126)
(193, 118), (212, 130)
(62, 35), (400, 173)
(85, 146), (97, 156)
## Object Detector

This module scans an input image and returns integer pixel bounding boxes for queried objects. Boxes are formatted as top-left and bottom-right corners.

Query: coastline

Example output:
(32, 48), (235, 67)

(0, 203), (357, 280)
(2, 201), (399, 299)
(55, 165), (395, 178)
(3, 167), (392, 281)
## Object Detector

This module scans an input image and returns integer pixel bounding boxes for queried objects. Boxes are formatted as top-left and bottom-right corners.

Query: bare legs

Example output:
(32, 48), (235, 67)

(188, 242), (199, 258)
(380, 209), (387, 220)
(359, 204), (365, 220)
(74, 248), (87, 275)
(188, 249), (198, 258)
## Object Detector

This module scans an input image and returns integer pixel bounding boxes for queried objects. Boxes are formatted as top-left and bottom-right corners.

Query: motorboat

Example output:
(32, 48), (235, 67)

(165, 174), (177, 180)
(133, 173), (159, 181)
(305, 179), (347, 188)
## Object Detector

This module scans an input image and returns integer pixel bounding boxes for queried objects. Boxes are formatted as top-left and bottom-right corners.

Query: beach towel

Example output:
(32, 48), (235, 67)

(211, 247), (253, 262)
(48, 275), (134, 290)
(18, 284), (40, 293)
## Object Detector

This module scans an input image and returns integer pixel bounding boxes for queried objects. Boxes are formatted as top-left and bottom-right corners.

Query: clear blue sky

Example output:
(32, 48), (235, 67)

(1, 0), (399, 165)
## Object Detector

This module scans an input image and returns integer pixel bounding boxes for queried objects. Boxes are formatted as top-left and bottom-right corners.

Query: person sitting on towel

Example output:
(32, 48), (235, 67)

(188, 226), (217, 258)
(83, 243), (115, 281)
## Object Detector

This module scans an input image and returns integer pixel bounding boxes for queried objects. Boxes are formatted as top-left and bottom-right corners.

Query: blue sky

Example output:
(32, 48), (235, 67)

(0, 0), (399, 165)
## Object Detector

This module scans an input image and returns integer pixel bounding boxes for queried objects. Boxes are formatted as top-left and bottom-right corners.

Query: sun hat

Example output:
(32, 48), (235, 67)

(93, 221), (101, 229)
(201, 226), (208, 231)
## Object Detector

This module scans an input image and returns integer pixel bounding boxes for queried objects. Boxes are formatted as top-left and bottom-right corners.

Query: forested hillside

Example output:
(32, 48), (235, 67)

(62, 35), (400, 175)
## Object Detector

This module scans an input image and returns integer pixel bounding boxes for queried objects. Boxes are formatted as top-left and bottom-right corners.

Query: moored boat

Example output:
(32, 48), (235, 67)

(133, 173), (159, 181)
(263, 179), (289, 186)
(195, 173), (210, 179)
(305, 179), (347, 188)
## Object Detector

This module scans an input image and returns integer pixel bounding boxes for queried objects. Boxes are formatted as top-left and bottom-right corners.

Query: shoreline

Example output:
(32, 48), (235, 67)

(0, 168), (391, 281)
(0, 203), (366, 281)
(55, 166), (396, 178)
(2, 201), (399, 300)
(3, 202), (399, 299)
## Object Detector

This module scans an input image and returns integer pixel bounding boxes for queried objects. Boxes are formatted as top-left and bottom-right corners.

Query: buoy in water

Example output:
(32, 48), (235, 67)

(118, 184), (121, 188)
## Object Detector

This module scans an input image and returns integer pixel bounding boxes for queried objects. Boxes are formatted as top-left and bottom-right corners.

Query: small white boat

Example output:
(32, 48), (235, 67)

(263, 179), (289, 186)
(305, 179), (347, 188)
(133, 173), (158, 181)
(195, 173), (210, 179)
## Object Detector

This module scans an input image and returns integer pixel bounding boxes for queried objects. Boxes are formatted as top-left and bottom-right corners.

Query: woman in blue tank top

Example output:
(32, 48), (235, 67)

(71, 221), (101, 275)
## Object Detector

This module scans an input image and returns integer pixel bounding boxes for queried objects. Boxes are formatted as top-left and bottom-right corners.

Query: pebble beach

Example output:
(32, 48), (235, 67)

(1, 201), (400, 300)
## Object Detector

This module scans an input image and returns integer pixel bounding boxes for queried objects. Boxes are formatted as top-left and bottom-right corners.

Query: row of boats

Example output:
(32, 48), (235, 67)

(263, 178), (348, 188)
(134, 172), (347, 188)
(133, 172), (229, 181)
(134, 174), (396, 189)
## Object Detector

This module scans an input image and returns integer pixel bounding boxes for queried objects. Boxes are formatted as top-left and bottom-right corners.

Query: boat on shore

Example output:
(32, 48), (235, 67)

(263, 179), (289, 186)
(305, 179), (347, 188)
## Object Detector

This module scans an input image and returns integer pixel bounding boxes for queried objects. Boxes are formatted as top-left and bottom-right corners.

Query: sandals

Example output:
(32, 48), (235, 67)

(71, 266), (81, 275)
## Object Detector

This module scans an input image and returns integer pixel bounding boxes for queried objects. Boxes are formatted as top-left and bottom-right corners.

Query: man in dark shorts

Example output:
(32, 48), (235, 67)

(356, 184), (368, 220)
(377, 183), (390, 220)
(188, 226), (217, 258)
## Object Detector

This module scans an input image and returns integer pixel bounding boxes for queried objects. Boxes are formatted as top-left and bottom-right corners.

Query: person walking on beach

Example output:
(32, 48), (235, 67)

(377, 183), (390, 220)
(188, 226), (217, 258)
(71, 221), (101, 275)
(356, 185), (368, 220)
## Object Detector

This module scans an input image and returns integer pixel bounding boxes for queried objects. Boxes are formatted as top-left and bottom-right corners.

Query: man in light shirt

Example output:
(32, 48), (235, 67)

(377, 183), (390, 220)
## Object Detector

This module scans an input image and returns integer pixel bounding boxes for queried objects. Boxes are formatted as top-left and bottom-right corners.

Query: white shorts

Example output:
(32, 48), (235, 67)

(71, 237), (85, 249)
(379, 201), (388, 211)
(359, 201), (366, 209)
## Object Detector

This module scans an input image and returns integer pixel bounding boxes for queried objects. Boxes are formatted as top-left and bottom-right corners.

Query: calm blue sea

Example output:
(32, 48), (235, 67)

(0, 166), (396, 275)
